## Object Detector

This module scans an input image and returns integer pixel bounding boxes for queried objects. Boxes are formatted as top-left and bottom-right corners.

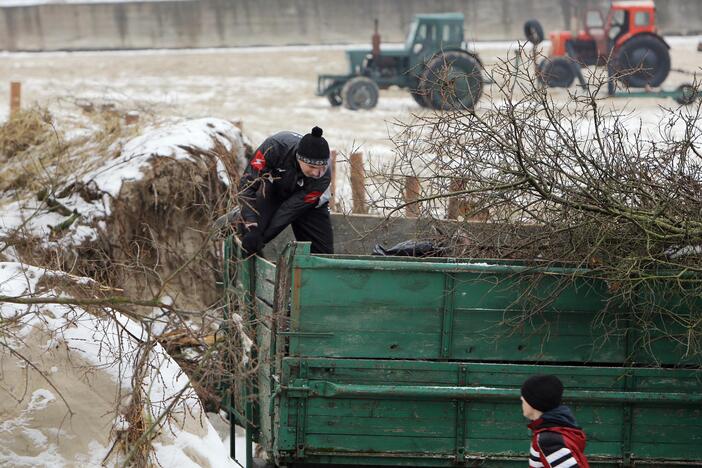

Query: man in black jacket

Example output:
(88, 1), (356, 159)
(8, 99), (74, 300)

(236, 126), (333, 255)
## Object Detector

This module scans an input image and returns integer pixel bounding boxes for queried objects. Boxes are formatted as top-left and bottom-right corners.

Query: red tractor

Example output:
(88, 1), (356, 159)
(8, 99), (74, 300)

(526, 0), (671, 88)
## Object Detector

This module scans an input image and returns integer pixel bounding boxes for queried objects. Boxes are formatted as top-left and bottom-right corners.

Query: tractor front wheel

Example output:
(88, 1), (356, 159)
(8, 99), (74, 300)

(341, 77), (379, 110)
(537, 57), (575, 88)
(613, 35), (670, 88)
(419, 51), (483, 111)
(674, 84), (698, 105)
(327, 90), (343, 107)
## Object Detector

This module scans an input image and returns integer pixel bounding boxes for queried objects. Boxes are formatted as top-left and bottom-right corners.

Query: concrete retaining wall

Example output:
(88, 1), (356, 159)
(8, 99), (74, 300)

(1, 0), (700, 52)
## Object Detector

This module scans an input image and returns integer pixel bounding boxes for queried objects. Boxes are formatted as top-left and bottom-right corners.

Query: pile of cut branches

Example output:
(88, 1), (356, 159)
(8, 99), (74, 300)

(370, 46), (702, 361)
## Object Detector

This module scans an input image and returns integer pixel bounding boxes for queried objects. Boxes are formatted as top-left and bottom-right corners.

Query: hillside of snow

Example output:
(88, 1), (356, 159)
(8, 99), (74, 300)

(0, 113), (247, 467)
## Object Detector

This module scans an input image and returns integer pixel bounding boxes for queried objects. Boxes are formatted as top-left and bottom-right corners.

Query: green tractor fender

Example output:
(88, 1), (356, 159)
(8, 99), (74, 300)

(412, 48), (483, 78)
(456, 48), (483, 68)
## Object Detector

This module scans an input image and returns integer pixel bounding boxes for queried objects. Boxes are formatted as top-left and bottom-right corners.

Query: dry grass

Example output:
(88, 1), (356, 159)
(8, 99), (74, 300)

(0, 105), (140, 195)
(0, 107), (63, 193)
(0, 107), (54, 158)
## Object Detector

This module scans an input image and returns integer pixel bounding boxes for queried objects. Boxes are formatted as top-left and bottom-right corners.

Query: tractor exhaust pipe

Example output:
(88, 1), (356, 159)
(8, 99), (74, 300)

(372, 19), (381, 60)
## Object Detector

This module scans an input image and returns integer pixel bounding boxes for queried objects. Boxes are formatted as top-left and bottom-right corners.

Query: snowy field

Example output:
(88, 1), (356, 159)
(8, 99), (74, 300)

(1, 37), (700, 205)
(1, 37), (700, 153)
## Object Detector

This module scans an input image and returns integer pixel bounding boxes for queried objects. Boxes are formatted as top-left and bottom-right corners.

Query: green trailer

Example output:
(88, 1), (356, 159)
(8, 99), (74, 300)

(222, 238), (702, 467)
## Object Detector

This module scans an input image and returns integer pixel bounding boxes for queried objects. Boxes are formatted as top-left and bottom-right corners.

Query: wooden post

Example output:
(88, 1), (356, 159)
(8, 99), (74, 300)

(100, 102), (118, 118)
(10, 82), (21, 116)
(404, 176), (421, 217)
(125, 111), (139, 125)
(329, 150), (337, 211)
(349, 151), (367, 214)
(447, 178), (466, 220)
(77, 99), (95, 113)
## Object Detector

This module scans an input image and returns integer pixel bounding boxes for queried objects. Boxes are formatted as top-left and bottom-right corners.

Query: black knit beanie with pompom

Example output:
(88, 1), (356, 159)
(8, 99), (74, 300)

(297, 126), (330, 165)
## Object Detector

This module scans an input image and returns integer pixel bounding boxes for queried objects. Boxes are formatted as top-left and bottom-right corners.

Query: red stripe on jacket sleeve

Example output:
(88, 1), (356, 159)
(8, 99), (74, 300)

(304, 191), (323, 204)
(251, 150), (266, 171)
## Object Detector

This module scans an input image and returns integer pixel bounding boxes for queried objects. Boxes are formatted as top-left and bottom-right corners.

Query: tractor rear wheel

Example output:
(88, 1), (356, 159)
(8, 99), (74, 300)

(419, 51), (483, 111)
(613, 34), (670, 87)
(341, 77), (379, 110)
(410, 87), (430, 108)
(537, 57), (575, 88)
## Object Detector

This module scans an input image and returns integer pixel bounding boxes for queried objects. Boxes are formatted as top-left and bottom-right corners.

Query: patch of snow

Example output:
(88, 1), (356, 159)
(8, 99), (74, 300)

(0, 262), (45, 297)
(0, 445), (67, 468)
(153, 424), (237, 468)
(22, 427), (48, 448)
(83, 118), (237, 198)
(0, 263), (234, 466)
(0, 389), (55, 436)
(208, 414), (250, 468)
(0, 118), (243, 250)
(217, 157), (231, 186)
(74, 441), (112, 466)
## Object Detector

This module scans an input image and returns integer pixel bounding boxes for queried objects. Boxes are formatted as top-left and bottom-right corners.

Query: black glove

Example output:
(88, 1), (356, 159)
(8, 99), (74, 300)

(241, 228), (263, 256)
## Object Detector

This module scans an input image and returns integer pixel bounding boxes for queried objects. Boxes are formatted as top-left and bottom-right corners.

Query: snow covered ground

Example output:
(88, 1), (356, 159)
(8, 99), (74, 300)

(0, 261), (237, 467)
(0, 117), (245, 248)
(4, 45), (694, 207)
(0, 118), (246, 467)
(0, 37), (700, 208)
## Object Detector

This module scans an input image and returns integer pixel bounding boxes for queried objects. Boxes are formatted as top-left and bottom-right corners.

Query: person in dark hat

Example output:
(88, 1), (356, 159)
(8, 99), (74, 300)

(521, 374), (590, 468)
(236, 126), (333, 255)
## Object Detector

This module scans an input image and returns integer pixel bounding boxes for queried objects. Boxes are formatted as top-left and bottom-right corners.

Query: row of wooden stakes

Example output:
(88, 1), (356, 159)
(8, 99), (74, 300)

(329, 149), (480, 220)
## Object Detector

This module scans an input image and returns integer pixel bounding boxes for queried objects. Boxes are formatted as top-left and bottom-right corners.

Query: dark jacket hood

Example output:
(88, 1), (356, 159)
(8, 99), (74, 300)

(541, 405), (580, 428)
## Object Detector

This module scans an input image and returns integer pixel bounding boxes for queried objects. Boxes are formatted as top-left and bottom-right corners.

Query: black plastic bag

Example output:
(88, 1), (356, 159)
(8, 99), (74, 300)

(372, 240), (445, 257)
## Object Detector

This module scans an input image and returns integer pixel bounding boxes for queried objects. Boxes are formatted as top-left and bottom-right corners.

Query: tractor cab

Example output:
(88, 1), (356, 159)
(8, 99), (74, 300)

(403, 13), (465, 62)
(550, 1), (657, 65)
(606, 1), (658, 46)
(343, 14), (465, 78)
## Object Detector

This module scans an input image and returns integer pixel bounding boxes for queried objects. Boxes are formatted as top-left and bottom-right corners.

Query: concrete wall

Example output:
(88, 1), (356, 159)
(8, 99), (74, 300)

(1, 0), (700, 52)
